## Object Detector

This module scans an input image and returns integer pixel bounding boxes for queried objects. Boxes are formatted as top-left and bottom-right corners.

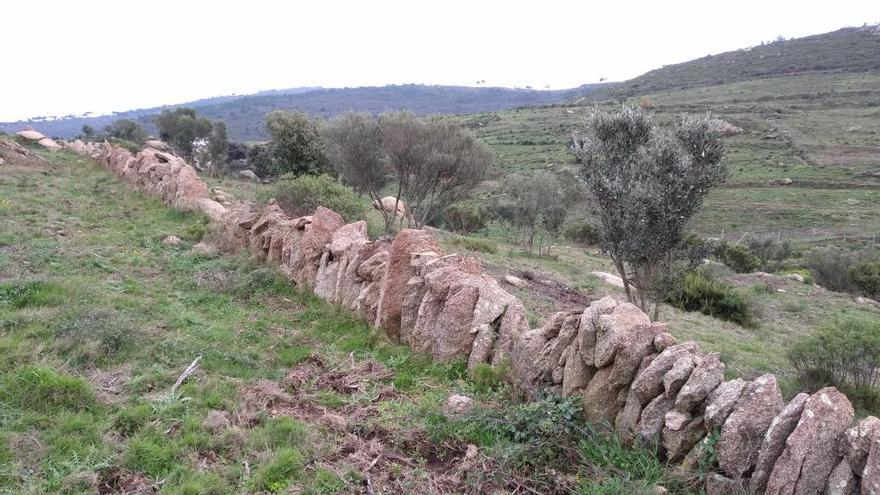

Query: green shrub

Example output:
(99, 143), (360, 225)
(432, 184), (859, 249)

(747, 237), (795, 272)
(788, 314), (880, 396)
(805, 246), (859, 293)
(262, 174), (366, 222)
(672, 271), (754, 327)
(442, 200), (487, 234)
(563, 220), (601, 245)
(850, 261), (880, 299)
(447, 235), (497, 254)
(714, 242), (760, 273)
(0, 280), (65, 308)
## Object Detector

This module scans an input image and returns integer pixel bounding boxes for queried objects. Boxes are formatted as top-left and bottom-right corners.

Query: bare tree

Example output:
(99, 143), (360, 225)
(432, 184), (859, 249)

(571, 106), (727, 316)
(379, 112), (491, 229)
(321, 112), (394, 232)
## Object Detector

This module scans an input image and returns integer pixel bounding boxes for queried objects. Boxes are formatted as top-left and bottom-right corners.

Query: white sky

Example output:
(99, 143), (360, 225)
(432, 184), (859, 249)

(2, 0), (877, 121)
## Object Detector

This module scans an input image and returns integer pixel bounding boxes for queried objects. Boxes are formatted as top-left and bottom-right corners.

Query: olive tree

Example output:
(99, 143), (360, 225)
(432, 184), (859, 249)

(380, 112), (491, 229)
(321, 112), (394, 232)
(208, 121), (229, 175)
(571, 106), (726, 315)
(264, 111), (328, 177)
(154, 108), (212, 158)
(105, 119), (147, 145)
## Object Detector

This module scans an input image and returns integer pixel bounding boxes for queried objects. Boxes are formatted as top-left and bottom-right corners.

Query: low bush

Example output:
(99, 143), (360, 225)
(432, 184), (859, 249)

(788, 314), (880, 413)
(671, 271), (754, 327)
(850, 261), (880, 299)
(447, 235), (497, 254)
(747, 237), (795, 272)
(714, 242), (760, 273)
(442, 200), (488, 234)
(563, 220), (601, 245)
(261, 174), (366, 222)
(805, 246), (859, 293)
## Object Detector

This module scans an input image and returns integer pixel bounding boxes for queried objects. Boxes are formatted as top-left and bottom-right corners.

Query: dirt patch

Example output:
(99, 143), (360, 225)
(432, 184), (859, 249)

(97, 467), (154, 495)
(89, 366), (131, 404)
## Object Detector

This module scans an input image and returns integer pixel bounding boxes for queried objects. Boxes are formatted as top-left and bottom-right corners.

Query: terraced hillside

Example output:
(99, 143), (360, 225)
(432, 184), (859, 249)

(465, 71), (880, 242)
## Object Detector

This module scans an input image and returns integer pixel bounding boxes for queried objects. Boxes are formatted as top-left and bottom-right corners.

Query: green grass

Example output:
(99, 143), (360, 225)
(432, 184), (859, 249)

(0, 147), (703, 493)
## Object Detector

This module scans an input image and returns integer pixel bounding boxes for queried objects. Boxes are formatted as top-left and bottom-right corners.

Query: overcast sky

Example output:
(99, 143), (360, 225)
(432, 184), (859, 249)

(2, 0), (877, 121)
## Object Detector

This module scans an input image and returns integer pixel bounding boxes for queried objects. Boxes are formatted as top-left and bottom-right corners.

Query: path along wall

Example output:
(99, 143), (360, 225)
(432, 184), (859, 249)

(61, 137), (879, 494)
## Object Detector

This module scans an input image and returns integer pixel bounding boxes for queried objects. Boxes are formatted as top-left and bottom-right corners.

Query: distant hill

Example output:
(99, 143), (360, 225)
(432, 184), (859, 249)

(0, 84), (605, 142)
(593, 25), (880, 98)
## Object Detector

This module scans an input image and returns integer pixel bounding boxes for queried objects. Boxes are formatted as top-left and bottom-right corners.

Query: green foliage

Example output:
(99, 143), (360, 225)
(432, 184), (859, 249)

(572, 106), (727, 313)
(262, 174), (366, 222)
(208, 121), (229, 167)
(245, 143), (274, 178)
(442, 200), (488, 234)
(672, 271), (754, 327)
(154, 108), (213, 158)
(447, 235), (497, 254)
(0, 365), (96, 412)
(379, 111), (492, 228)
(850, 261), (880, 299)
(788, 314), (880, 402)
(806, 246), (880, 294)
(250, 447), (306, 493)
(747, 237), (795, 272)
(467, 362), (506, 393)
(265, 110), (329, 177)
(160, 471), (230, 495)
(494, 171), (572, 254)
(563, 220), (601, 246)
(714, 242), (760, 273)
(81, 124), (95, 138)
(104, 119), (147, 145)
(0, 280), (65, 308)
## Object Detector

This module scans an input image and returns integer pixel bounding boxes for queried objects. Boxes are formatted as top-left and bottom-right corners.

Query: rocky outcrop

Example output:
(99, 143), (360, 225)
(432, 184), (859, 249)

(60, 136), (880, 495)
(764, 387), (854, 495)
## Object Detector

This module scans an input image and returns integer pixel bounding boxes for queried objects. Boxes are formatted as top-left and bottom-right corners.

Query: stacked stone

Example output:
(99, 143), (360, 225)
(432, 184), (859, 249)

(68, 141), (880, 494)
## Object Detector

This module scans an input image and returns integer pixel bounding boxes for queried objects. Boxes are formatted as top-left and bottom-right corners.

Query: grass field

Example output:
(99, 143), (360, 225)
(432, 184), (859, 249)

(0, 146), (709, 494)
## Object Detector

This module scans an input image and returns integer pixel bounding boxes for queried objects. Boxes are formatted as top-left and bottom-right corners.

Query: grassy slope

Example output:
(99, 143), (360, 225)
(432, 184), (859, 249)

(0, 147), (701, 494)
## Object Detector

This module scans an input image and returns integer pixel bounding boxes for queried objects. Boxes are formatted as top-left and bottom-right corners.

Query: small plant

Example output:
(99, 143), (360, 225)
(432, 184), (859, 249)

(467, 362), (506, 393)
(805, 246), (858, 293)
(671, 271), (754, 327)
(250, 447), (306, 493)
(261, 174), (366, 222)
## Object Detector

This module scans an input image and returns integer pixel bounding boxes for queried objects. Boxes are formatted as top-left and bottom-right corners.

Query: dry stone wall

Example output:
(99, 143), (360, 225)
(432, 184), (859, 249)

(63, 138), (878, 494)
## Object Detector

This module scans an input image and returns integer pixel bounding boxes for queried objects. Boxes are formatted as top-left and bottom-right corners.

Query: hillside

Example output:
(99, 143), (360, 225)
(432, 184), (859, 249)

(0, 83), (605, 142)
(591, 25), (880, 98)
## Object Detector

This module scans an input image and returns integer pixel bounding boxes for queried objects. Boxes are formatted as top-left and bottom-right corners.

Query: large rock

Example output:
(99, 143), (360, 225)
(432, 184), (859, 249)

(288, 207), (344, 288)
(238, 169), (259, 181)
(716, 374), (783, 479)
(374, 196), (407, 218)
(630, 341), (699, 405)
(662, 414), (706, 461)
(16, 129), (45, 141)
(37, 137), (62, 150)
(749, 392), (809, 494)
(673, 352), (724, 412)
(375, 229), (440, 338)
(862, 430), (880, 495)
(636, 393), (673, 444)
(704, 378), (747, 430)
(764, 387), (854, 495)
(825, 459), (858, 495)
(842, 415), (880, 474)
